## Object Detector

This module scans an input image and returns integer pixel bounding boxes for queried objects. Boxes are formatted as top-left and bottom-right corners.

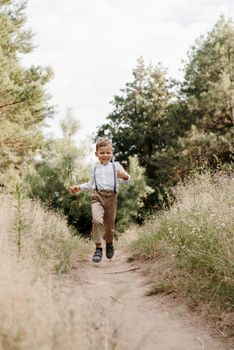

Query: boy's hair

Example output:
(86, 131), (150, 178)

(96, 137), (112, 151)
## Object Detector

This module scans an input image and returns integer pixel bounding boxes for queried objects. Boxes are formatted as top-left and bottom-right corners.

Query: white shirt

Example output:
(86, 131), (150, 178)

(79, 162), (130, 192)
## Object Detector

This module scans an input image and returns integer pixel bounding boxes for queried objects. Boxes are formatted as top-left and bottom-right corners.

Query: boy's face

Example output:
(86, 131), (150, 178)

(95, 144), (113, 164)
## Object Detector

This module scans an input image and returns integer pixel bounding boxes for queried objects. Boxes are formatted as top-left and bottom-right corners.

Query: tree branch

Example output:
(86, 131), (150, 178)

(0, 99), (27, 110)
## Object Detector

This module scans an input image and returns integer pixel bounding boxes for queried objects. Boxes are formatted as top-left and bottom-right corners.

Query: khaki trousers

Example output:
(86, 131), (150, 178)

(91, 190), (117, 244)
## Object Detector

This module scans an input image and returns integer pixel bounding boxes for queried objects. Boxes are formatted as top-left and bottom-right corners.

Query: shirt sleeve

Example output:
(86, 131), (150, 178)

(79, 169), (95, 191)
(115, 162), (131, 183)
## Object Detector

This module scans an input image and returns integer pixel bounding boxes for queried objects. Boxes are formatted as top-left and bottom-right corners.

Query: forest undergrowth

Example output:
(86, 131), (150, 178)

(130, 172), (234, 338)
(0, 192), (90, 350)
(0, 171), (233, 349)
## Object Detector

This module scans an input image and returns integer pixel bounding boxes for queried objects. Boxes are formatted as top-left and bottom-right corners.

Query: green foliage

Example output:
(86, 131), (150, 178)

(179, 16), (234, 169)
(26, 163), (92, 235)
(60, 108), (81, 185)
(0, 0), (53, 188)
(97, 57), (173, 164)
(116, 156), (153, 233)
(24, 120), (92, 234)
(97, 17), (234, 212)
(131, 172), (234, 315)
(13, 183), (27, 254)
(25, 153), (152, 235)
(97, 57), (174, 207)
(183, 17), (234, 130)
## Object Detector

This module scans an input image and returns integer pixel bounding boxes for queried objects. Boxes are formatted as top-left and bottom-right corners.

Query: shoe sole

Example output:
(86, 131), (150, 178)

(92, 256), (102, 263)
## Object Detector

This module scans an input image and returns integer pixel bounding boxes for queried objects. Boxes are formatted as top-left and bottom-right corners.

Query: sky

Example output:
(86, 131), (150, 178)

(23, 0), (234, 147)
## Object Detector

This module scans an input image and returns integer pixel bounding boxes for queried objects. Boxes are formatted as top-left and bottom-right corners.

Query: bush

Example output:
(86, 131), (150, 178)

(131, 172), (234, 327)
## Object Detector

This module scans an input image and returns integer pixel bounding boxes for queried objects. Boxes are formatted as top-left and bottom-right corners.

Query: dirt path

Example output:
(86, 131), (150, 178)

(61, 248), (230, 350)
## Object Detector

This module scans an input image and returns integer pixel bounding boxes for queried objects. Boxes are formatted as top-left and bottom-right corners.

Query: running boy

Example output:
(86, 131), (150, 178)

(70, 138), (130, 263)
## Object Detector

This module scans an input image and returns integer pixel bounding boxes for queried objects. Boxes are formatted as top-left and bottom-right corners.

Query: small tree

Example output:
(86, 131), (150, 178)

(116, 156), (153, 233)
(24, 110), (92, 234)
(60, 108), (80, 185)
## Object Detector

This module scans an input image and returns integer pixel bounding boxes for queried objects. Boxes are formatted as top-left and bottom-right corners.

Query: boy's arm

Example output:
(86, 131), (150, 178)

(79, 179), (94, 190)
(115, 163), (130, 182)
(70, 179), (93, 193)
(70, 170), (95, 193)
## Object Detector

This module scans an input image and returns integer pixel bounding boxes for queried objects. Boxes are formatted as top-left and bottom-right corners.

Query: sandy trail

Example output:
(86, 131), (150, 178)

(60, 248), (229, 350)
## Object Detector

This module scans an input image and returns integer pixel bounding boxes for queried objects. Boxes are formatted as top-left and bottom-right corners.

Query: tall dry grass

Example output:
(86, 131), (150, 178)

(0, 192), (94, 350)
(131, 172), (234, 334)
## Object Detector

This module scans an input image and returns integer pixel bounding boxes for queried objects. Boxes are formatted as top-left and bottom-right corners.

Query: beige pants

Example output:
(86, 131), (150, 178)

(91, 190), (117, 244)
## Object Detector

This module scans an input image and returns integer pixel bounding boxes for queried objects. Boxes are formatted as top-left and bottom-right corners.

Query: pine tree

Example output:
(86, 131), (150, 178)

(97, 57), (173, 164)
(0, 0), (53, 187)
(180, 16), (234, 168)
(154, 16), (234, 191)
(97, 57), (174, 206)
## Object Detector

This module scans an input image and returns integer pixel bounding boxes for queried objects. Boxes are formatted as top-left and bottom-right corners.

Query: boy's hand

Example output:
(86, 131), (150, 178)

(116, 170), (129, 181)
(70, 185), (80, 193)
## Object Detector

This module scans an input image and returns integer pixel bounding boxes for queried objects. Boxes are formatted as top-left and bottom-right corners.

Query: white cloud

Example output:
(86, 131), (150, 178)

(23, 0), (233, 146)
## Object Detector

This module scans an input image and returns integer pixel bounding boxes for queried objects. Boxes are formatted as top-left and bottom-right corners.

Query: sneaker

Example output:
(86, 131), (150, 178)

(92, 248), (103, 263)
(106, 242), (114, 259)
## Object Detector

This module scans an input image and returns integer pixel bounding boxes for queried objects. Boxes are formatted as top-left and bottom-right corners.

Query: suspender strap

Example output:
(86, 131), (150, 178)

(94, 166), (98, 191)
(112, 162), (117, 193)
(93, 163), (117, 193)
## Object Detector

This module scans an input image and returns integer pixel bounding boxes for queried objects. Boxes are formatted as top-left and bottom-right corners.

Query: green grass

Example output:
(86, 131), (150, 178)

(130, 172), (234, 334)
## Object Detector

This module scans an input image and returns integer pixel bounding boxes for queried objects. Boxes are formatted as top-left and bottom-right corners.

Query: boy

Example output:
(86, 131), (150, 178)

(70, 138), (130, 263)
